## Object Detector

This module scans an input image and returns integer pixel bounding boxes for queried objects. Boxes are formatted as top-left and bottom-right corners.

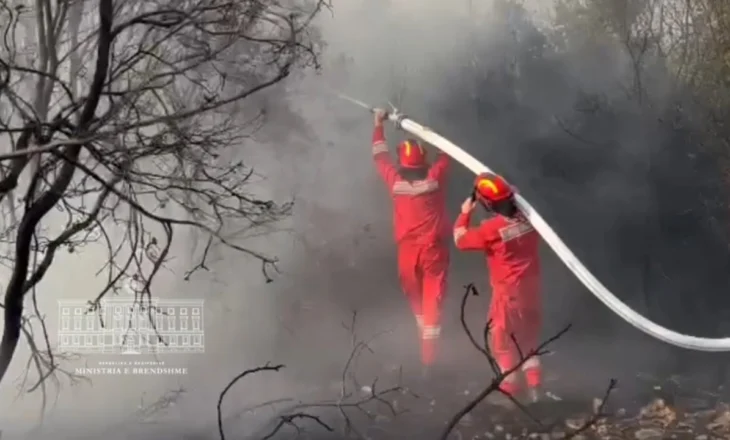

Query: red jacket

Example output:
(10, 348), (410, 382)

(454, 211), (540, 292)
(372, 126), (450, 244)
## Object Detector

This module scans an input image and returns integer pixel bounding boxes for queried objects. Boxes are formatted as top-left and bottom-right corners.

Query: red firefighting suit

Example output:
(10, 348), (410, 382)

(372, 125), (450, 367)
(453, 209), (542, 395)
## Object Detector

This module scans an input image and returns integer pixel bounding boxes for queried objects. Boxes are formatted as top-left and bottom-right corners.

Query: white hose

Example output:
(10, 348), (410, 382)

(386, 113), (730, 351)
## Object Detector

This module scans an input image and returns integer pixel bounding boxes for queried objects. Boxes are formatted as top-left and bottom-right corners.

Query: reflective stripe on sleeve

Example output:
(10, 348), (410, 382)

(372, 142), (388, 155)
(392, 179), (439, 196)
(453, 227), (467, 244)
(421, 325), (441, 340)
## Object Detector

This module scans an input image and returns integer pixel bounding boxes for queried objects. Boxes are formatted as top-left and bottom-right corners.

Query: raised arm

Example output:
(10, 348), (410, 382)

(371, 109), (399, 188)
(453, 197), (486, 251)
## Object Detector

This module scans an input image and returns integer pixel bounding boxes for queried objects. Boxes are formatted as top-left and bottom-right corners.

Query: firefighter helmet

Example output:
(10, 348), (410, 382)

(397, 139), (427, 168)
(474, 172), (513, 203)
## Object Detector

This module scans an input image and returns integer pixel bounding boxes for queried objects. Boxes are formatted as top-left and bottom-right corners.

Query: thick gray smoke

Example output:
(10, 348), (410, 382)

(275, 0), (730, 416)
(5, 0), (730, 439)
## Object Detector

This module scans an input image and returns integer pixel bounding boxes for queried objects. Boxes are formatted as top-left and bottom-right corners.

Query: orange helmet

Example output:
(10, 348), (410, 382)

(474, 172), (513, 203)
(397, 139), (427, 168)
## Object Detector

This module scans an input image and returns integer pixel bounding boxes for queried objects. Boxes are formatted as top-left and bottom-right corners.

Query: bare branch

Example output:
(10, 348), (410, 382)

(439, 283), (610, 440)
(0, 0), (324, 391)
(218, 315), (408, 440)
(0, 0), (114, 386)
(217, 363), (284, 440)
(564, 379), (617, 439)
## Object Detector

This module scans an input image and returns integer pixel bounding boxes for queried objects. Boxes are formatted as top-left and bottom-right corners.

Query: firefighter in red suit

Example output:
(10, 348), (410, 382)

(453, 172), (543, 403)
(371, 109), (450, 372)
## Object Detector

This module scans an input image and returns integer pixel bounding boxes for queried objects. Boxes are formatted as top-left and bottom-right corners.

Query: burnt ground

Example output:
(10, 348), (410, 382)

(233, 314), (730, 440)
(85, 363), (730, 440)
(357, 372), (730, 440)
(225, 267), (730, 440)
(51, 306), (730, 440)
(254, 363), (730, 440)
(38, 258), (730, 440)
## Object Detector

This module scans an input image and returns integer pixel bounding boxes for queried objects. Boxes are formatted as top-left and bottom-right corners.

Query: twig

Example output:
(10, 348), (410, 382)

(260, 413), (333, 440)
(217, 363), (284, 440)
(238, 317), (410, 440)
(184, 235), (213, 280)
(440, 325), (570, 440)
(439, 284), (572, 440)
(563, 379), (617, 439)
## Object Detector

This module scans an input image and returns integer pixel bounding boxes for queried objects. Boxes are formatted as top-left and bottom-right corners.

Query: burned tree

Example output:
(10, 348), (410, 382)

(0, 0), (325, 389)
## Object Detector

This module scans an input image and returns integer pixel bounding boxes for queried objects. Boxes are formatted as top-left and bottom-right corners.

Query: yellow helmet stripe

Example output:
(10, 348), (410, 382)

(478, 179), (499, 194)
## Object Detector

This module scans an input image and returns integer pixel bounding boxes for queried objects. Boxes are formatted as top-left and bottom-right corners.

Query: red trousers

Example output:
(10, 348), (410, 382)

(397, 241), (449, 366)
(488, 283), (542, 395)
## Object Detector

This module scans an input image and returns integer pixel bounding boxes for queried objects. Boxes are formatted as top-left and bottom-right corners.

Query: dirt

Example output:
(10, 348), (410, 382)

(444, 398), (730, 440)
(327, 373), (730, 440)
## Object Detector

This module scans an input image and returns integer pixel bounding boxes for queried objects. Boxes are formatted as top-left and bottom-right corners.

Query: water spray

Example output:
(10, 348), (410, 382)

(339, 92), (730, 352)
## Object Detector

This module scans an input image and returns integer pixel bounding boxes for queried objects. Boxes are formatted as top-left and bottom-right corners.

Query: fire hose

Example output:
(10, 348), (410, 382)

(339, 93), (730, 352)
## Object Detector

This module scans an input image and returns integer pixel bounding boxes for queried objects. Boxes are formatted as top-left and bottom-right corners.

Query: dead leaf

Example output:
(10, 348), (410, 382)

(634, 427), (663, 440)
(707, 409), (730, 432)
(639, 398), (677, 427)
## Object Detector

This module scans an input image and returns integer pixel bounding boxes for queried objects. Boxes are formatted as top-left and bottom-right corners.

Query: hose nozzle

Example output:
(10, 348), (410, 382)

(336, 92), (407, 128)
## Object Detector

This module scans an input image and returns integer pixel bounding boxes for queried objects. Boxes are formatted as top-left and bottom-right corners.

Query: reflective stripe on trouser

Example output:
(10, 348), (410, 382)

(521, 356), (541, 388)
(499, 367), (520, 395)
(415, 314), (424, 331)
(419, 244), (448, 366)
(489, 291), (542, 392)
(397, 241), (449, 366)
(421, 324), (441, 366)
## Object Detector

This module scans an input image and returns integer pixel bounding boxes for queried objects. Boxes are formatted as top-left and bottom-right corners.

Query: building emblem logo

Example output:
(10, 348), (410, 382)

(57, 275), (205, 355)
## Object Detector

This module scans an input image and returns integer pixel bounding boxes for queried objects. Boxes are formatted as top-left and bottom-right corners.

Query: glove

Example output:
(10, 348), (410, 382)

(373, 108), (388, 126)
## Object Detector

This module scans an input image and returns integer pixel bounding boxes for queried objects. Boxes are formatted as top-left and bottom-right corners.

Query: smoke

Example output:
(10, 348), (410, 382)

(5, 0), (730, 438)
(278, 0), (730, 409)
